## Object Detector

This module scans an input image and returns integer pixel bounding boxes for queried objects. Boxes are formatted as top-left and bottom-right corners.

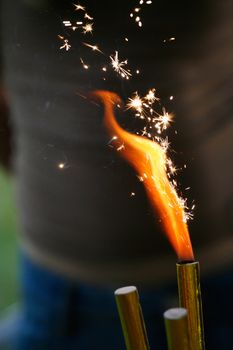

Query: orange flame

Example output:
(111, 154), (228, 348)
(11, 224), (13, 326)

(95, 90), (194, 261)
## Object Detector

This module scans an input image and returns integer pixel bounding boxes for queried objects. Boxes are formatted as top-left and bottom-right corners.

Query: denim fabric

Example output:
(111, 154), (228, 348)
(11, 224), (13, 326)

(12, 254), (171, 350)
(11, 254), (233, 350)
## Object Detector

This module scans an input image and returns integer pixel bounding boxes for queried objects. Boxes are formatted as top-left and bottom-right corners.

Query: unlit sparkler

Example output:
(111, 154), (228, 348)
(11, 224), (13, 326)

(115, 286), (150, 350)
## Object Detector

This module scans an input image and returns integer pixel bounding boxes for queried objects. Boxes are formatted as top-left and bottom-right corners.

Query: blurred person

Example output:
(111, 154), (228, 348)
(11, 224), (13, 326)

(0, 0), (232, 349)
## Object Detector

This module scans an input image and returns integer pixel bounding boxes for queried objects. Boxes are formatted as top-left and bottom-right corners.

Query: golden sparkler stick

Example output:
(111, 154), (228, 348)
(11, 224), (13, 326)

(164, 307), (190, 350)
(114, 286), (150, 350)
(176, 261), (205, 350)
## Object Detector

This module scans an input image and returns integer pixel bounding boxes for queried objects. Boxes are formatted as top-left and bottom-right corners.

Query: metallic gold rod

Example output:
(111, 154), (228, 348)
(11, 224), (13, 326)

(115, 286), (150, 350)
(164, 307), (190, 350)
(176, 261), (205, 350)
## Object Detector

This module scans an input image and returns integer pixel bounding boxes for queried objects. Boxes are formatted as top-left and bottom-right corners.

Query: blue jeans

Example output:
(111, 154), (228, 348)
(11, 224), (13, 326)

(12, 254), (172, 350)
(11, 254), (233, 350)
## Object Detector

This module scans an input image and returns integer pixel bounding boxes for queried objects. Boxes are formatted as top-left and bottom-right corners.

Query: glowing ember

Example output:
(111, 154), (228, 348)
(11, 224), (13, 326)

(95, 91), (194, 261)
(85, 13), (93, 20)
(126, 92), (143, 112)
(110, 51), (132, 80)
(80, 58), (89, 69)
(82, 23), (94, 34)
(155, 108), (173, 132)
(83, 42), (103, 53)
(130, 0), (153, 27)
(59, 39), (71, 51)
(74, 3), (85, 11)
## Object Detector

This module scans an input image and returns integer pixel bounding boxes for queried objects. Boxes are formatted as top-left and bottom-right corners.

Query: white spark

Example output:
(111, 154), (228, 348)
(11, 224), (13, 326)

(63, 20), (72, 27)
(155, 109), (173, 131)
(85, 13), (93, 20)
(83, 42), (103, 53)
(126, 92), (143, 112)
(145, 89), (159, 103)
(60, 39), (71, 51)
(110, 51), (132, 79)
(74, 3), (85, 11)
(80, 58), (89, 69)
(82, 23), (94, 34)
(117, 144), (125, 151)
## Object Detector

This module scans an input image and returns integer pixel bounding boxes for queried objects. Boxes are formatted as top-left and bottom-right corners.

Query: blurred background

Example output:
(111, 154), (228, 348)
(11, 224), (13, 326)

(0, 170), (18, 311)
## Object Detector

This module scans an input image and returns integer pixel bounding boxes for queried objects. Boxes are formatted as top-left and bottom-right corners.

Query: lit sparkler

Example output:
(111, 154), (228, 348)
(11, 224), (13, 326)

(110, 51), (132, 80)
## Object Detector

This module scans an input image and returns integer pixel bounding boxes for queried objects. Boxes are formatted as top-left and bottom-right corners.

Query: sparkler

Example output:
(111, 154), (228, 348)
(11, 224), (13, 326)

(177, 262), (205, 350)
(115, 286), (150, 350)
(59, 5), (206, 347)
(96, 91), (205, 349)
(164, 308), (190, 350)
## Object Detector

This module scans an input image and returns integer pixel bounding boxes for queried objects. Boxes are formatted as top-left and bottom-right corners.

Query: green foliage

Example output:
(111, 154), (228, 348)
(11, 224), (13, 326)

(0, 169), (19, 310)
